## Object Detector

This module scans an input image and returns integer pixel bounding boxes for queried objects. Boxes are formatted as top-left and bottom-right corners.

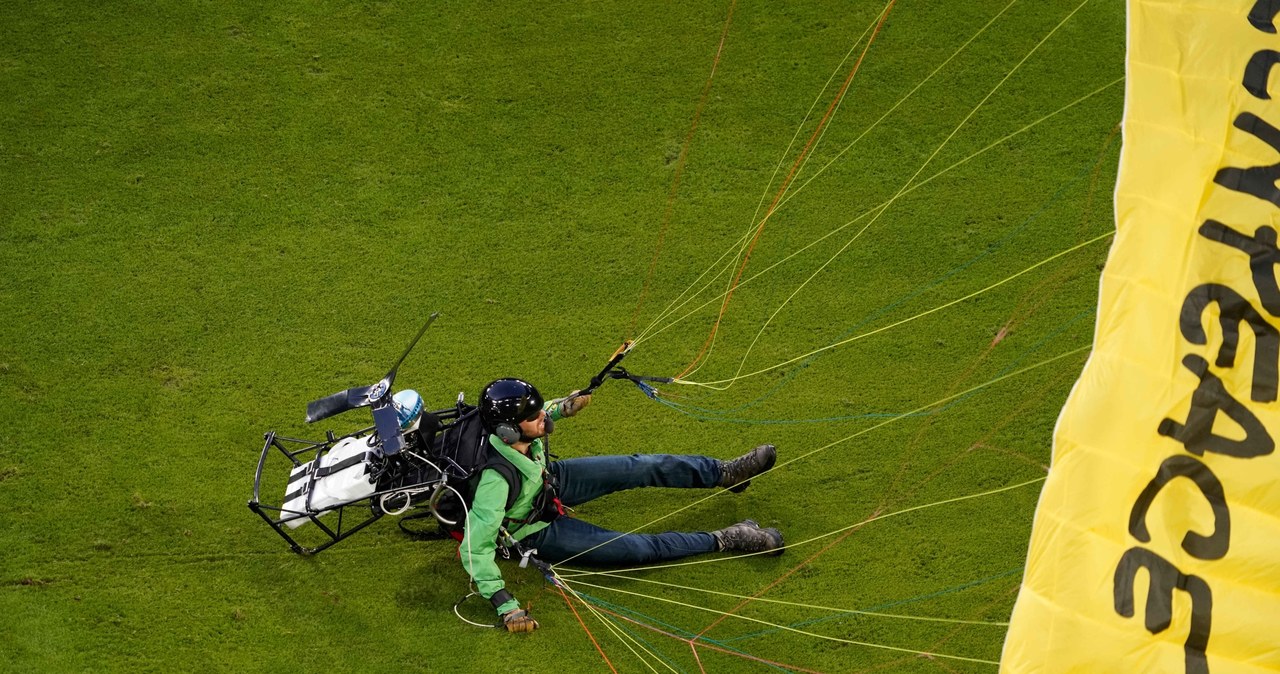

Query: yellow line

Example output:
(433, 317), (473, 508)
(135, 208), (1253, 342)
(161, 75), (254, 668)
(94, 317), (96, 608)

(559, 477), (1045, 577)
(631, 76), (1123, 351)
(774, 0), (1022, 213)
(723, 0), (1029, 388)
(676, 231), (1112, 388)
(637, 0), (1014, 346)
(553, 570), (1010, 626)
(550, 345), (1085, 567)
(560, 575), (673, 674)
(636, 4), (888, 346)
(682, 0), (1098, 391)
(561, 577), (1001, 666)
(780, 0), (897, 207)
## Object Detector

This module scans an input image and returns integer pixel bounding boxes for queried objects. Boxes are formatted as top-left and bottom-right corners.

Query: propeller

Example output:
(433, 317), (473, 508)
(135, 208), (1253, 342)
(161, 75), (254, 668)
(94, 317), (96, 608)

(304, 312), (440, 427)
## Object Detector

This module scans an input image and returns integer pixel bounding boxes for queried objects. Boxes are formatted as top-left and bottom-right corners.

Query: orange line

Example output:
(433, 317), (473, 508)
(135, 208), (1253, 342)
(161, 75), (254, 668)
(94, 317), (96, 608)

(558, 585), (619, 674)
(584, 602), (829, 674)
(688, 639), (830, 674)
(691, 639), (708, 674)
(629, 0), (739, 339)
(677, 0), (898, 379)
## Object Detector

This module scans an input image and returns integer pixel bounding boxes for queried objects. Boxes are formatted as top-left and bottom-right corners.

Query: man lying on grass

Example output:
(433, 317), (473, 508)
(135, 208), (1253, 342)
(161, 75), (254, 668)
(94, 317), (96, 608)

(448, 377), (783, 633)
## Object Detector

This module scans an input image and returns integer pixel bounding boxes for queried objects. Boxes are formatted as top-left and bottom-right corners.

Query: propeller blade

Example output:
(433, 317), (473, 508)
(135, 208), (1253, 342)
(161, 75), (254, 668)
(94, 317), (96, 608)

(301, 312), (439, 424)
(380, 312), (440, 390)
(304, 384), (374, 423)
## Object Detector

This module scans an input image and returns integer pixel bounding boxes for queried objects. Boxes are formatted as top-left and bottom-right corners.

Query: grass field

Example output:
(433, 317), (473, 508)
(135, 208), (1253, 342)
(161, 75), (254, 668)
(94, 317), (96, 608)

(0, 1), (1125, 671)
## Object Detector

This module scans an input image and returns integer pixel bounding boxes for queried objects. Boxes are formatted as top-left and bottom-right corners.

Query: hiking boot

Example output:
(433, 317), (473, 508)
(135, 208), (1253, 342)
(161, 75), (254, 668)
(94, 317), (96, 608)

(717, 444), (776, 493)
(712, 519), (785, 556)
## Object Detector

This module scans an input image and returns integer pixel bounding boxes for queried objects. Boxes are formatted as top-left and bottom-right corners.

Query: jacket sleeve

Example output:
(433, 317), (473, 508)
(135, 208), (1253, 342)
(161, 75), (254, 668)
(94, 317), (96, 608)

(460, 469), (520, 615)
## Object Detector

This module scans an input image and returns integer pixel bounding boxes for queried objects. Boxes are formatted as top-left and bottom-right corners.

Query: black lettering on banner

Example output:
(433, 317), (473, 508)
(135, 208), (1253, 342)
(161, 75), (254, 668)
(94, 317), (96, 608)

(1198, 221), (1280, 317)
(1114, 547), (1212, 674)
(1244, 50), (1280, 99)
(1213, 113), (1280, 207)
(1179, 283), (1280, 402)
(1157, 354), (1276, 458)
(1251, 0), (1280, 33)
(1128, 455), (1231, 560)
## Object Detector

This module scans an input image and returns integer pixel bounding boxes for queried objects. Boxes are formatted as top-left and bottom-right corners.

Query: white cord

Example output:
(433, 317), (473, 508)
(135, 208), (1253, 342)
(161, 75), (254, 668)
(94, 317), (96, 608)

(378, 450), (450, 515)
(428, 484), (468, 526)
(452, 592), (499, 629)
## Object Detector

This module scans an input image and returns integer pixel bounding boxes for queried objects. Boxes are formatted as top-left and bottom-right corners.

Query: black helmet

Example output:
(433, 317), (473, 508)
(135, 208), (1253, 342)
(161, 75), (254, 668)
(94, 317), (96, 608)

(479, 378), (544, 430)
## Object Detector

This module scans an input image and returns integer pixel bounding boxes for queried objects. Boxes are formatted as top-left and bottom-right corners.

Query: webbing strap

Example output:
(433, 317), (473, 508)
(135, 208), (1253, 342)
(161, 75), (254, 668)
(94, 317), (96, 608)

(283, 452), (371, 502)
(316, 452), (370, 478)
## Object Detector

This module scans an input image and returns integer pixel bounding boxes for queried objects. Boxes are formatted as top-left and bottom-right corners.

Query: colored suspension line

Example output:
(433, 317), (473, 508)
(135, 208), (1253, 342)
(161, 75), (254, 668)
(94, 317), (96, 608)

(640, 3), (889, 354)
(551, 345), (1084, 568)
(571, 591), (824, 674)
(651, 141), (1110, 418)
(632, 75), (1122, 351)
(711, 0), (1098, 391)
(561, 571), (1010, 627)
(675, 0), (899, 381)
(561, 577), (1001, 666)
(720, 568), (1024, 644)
(555, 568), (675, 673)
(653, 306), (1094, 425)
(557, 583), (621, 674)
(556, 474), (1047, 578)
(635, 0), (1102, 360)
(629, 0), (739, 339)
(771, 0), (1023, 216)
(672, 233), (1110, 390)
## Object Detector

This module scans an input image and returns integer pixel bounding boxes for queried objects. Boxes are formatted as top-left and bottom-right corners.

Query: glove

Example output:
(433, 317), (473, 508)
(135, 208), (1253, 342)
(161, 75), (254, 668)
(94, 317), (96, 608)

(560, 391), (591, 417)
(502, 608), (540, 633)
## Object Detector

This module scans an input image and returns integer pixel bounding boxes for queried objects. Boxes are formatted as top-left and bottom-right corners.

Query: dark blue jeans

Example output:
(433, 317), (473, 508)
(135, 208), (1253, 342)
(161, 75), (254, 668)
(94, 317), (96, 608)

(521, 454), (722, 566)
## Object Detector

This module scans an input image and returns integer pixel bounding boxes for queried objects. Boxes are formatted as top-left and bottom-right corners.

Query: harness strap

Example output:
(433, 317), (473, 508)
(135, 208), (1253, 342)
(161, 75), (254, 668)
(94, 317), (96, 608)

(282, 451), (372, 503)
(489, 589), (515, 611)
(316, 451), (371, 478)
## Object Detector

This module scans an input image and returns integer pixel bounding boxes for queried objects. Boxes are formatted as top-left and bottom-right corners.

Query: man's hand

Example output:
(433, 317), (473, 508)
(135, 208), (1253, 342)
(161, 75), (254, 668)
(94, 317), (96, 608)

(560, 391), (591, 417)
(502, 608), (540, 633)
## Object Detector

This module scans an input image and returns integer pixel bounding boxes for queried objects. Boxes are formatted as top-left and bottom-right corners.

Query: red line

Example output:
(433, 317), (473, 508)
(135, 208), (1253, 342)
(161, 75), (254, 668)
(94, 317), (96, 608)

(587, 603), (829, 674)
(677, 0), (898, 379)
(558, 585), (619, 674)
(630, 0), (739, 339)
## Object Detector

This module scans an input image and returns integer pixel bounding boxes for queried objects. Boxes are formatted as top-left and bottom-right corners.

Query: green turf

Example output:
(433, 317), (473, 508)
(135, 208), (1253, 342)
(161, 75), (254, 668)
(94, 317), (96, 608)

(1, 0), (1124, 671)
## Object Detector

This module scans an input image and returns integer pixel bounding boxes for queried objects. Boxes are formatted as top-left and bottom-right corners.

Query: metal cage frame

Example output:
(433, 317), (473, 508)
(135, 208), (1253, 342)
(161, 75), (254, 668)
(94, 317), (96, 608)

(248, 405), (467, 554)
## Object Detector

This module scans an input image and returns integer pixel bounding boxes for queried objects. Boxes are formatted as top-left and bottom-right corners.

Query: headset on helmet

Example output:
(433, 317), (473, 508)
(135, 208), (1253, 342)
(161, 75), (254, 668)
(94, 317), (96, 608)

(479, 378), (545, 444)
